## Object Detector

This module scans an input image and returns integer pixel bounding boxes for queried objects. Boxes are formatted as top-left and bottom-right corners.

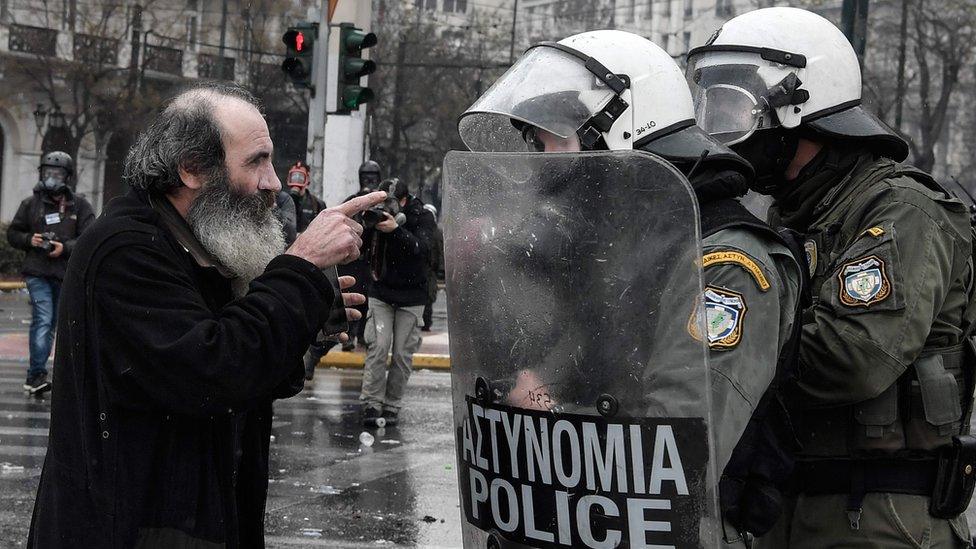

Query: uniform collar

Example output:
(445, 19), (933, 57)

(149, 193), (236, 280)
(770, 148), (872, 230)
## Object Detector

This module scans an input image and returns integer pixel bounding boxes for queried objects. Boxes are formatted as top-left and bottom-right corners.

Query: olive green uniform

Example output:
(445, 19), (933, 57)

(701, 225), (802, 547)
(702, 227), (802, 473)
(758, 151), (975, 548)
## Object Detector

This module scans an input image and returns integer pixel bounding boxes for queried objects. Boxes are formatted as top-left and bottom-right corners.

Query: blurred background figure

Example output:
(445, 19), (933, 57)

(339, 160), (385, 351)
(6, 151), (95, 396)
(286, 160), (327, 233)
(421, 203), (444, 332)
(358, 160), (382, 193)
(359, 178), (436, 427)
(275, 189), (297, 246)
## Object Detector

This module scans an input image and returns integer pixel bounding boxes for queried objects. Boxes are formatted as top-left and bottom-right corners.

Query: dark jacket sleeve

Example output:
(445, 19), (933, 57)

(7, 199), (34, 251)
(796, 189), (967, 406)
(93, 238), (333, 416)
(62, 196), (96, 257)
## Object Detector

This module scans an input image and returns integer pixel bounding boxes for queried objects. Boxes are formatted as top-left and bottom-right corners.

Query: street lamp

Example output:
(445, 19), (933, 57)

(32, 104), (47, 134)
(48, 105), (66, 130)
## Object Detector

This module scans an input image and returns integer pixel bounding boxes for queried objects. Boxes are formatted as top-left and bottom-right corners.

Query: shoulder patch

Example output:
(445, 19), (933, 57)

(703, 286), (746, 350)
(804, 239), (818, 278)
(702, 250), (770, 292)
(838, 255), (892, 307)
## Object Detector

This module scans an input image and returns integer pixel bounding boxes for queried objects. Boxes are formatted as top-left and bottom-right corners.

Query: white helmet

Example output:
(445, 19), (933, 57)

(686, 7), (907, 159)
(458, 30), (748, 169)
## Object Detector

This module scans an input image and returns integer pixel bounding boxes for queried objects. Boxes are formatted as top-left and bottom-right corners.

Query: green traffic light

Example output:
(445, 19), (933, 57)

(335, 23), (376, 113)
(341, 85), (375, 109)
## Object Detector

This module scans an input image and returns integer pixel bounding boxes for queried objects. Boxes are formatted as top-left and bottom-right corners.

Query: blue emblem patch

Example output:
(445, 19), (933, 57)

(703, 287), (746, 349)
(839, 255), (891, 307)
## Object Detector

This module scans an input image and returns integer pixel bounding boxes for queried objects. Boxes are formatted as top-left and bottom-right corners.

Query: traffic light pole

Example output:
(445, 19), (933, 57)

(307, 9), (330, 198)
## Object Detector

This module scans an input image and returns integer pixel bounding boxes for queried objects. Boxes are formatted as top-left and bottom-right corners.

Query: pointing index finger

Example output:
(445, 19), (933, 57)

(333, 191), (387, 217)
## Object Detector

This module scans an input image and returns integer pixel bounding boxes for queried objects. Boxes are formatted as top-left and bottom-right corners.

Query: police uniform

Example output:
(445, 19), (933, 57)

(692, 194), (804, 547)
(757, 149), (975, 548)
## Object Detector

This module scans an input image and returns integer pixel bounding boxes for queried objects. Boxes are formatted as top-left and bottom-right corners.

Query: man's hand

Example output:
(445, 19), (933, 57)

(507, 369), (555, 411)
(375, 212), (399, 233)
(332, 275), (367, 343)
(48, 241), (64, 258)
(338, 275), (366, 321)
(30, 234), (45, 248)
(286, 191), (386, 268)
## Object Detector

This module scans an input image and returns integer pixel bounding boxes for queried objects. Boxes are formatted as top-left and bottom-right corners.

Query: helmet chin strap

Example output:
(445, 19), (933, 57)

(730, 127), (799, 195)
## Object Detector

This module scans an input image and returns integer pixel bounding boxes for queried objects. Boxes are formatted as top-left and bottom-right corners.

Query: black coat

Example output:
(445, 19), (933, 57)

(6, 186), (96, 280)
(364, 196), (436, 307)
(27, 189), (333, 548)
(290, 190), (327, 233)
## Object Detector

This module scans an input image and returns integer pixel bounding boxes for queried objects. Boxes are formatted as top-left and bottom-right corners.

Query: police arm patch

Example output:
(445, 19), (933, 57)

(703, 286), (746, 350)
(702, 250), (770, 292)
(804, 239), (818, 278)
(838, 255), (892, 307)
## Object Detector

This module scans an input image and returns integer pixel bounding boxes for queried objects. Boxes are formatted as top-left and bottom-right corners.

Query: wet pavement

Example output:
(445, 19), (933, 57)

(0, 291), (464, 548)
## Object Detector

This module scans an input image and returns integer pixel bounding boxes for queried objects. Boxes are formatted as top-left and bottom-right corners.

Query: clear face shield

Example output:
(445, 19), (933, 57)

(458, 46), (618, 152)
(686, 55), (785, 146)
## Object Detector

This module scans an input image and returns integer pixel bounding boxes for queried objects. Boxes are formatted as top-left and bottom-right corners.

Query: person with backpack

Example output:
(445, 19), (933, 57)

(690, 7), (976, 547)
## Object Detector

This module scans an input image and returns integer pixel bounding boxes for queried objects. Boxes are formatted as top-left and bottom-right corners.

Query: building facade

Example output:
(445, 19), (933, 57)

(0, 0), (310, 222)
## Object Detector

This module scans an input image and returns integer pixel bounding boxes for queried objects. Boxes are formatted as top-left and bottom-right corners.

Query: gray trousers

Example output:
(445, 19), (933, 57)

(360, 297), (424, 410)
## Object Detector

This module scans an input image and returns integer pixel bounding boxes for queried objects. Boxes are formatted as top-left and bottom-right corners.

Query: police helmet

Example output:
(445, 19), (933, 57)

(458, 30), (750, 172)
(687, 7), (908, 160)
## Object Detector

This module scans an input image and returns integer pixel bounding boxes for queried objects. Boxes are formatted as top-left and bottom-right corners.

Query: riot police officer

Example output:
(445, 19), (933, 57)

(689, 7), (975, 548)
(455, 29), (803, 547)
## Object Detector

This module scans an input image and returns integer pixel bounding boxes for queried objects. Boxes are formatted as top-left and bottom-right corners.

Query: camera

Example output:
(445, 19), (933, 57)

(361, 178), (407, 229)
(39, 232), (58, 253)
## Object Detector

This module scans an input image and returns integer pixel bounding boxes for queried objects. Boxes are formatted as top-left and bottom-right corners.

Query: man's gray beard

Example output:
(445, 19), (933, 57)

(187, 173), (285, 296)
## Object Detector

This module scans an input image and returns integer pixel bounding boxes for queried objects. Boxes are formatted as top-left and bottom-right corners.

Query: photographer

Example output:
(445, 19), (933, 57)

(339, 160), (385, 351)
(359, 178), (436, 427)
(7, 151), (95, 395)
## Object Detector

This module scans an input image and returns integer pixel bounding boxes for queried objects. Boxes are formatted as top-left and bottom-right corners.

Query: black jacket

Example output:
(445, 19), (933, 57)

(291, 190), (327, 233)
(27, 189), (333, 548)
(6, 185), (96, 280)
(365, 195), (436, 307)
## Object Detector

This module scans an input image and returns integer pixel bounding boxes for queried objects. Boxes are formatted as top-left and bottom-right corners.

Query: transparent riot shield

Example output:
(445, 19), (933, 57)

(443, 150), (717, 549)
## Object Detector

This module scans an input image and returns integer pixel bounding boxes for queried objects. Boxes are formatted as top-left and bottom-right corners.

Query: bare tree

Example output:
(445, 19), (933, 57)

(368, 1), (511, 204)
(902, 0), (976, 172)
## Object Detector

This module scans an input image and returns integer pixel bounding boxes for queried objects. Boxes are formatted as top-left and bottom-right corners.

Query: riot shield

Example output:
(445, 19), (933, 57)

(443, 150), (717, 549)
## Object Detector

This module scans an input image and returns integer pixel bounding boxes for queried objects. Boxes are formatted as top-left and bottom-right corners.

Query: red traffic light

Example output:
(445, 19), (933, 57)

(283, 29), (312, 53)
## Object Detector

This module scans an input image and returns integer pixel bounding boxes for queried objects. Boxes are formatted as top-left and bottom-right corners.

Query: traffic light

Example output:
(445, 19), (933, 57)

(336, 23), (377, 113)
(282, 23), (317, 90)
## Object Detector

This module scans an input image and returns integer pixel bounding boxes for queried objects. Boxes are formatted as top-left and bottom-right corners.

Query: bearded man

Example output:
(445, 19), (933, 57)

(27, 82), (385, 548)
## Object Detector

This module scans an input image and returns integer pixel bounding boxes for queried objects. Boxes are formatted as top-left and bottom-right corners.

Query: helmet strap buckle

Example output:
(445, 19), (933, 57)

(576, 95), (630, 150)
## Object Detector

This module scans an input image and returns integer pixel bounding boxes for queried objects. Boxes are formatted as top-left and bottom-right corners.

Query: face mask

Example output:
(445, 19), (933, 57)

(729, 127), (799, 195)
(40, 167), (68, 194)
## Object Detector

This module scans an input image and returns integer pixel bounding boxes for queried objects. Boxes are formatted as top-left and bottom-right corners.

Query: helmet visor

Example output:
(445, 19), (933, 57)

(458, 46), (616, 152)
(687, 57), (779, 145)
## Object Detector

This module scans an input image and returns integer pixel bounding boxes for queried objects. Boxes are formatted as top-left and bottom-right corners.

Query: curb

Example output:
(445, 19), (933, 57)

(0, 282), (26, 291)
(320, 351), (451, 370)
